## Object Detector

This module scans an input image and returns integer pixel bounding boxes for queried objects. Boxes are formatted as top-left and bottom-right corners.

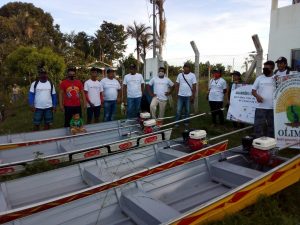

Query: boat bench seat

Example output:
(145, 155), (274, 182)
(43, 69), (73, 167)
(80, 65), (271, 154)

(10, 137), (24, 143)
(120, 189), (180, 225)
(210, 161), (263, 188)
(157, 149), (186, 163)
(60, 143), (75, 152)
(82, 165), (114, 186)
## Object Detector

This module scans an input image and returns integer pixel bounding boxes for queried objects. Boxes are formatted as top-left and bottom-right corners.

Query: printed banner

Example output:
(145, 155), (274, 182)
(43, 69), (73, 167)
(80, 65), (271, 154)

(227, 85), (257, 124)
(274, 76), (300, 149)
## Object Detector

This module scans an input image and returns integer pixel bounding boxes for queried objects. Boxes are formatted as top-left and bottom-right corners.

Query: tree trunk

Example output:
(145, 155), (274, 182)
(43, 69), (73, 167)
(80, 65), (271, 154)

(136, 40), (140, 72)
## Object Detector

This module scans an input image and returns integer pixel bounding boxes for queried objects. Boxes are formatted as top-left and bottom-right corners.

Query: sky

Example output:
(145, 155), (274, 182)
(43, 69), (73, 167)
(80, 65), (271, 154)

(0, 0), (292, 66)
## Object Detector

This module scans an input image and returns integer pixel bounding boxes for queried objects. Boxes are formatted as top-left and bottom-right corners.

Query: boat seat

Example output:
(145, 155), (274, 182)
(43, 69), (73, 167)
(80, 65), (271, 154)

(157, 149), (186, 163)
(120, 189), (180, 225)
(60, 143), (75, 152)
(82, 165), (114, 186)
(210, 161), (263, 188)
(10, 137), (24, 143)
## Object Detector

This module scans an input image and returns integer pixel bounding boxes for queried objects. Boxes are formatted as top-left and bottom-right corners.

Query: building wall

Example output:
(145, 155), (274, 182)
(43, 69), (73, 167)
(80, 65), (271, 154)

(268, 3), (300, 65)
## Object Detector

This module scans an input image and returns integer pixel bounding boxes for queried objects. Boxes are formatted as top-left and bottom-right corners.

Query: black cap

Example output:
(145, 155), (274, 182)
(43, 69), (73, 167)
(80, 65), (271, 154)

(129, 64), (137, 69)
(38, 67), (47, 74)
(107, 68), (115, 74)
(212, 68), (222, 74)
(90, 67), (100, 72)
(183, 63), (191, 68)
(67, 67), (76, 73)
(231, 71), (241, 76)
(275, 56), (287, 64)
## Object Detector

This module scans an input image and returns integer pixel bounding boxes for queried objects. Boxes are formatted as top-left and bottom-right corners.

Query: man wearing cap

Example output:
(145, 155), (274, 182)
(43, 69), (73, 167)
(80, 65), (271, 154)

(60, 67), (87, 127)
(123, 64), (145, 118)
(175, 63), (197, 126)
(274, 56), (290, 77)
(252, 60), (275, 138)
(29, 67), (57, 131)
(147, 67), (174, 119)
(84, 67), (103, 124)
(207, 69), (227, 126)
(100, 68), (121, 121)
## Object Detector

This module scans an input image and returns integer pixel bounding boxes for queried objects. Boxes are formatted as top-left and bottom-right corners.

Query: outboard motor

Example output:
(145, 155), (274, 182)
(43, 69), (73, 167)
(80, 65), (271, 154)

(143, 119), (157, 134)
(250, 137), (277, 166)
(187, 130), (207, 152)
(139, 112), (151, 125)
(242, 135), (255, 151)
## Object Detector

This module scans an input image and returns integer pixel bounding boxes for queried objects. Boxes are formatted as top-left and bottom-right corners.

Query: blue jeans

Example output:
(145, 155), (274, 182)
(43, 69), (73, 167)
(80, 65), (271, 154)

(103, 100), (117, 122)
(127, 97), (142, 119)
(175, 96), (191, 125)
(33, 108), (53, 125)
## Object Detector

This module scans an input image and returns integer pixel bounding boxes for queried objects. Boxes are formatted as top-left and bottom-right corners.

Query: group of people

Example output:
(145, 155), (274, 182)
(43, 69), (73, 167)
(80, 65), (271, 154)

(252, 56), (291, 138)
(28, 56), (291, 138)
(29, 66), (121, 131)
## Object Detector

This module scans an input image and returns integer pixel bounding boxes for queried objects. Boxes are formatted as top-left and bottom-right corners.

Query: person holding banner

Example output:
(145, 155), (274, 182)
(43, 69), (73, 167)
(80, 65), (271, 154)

(227, 71), (245, 128)
(252, 61), (275, 138)
(207, 69), (227, 126)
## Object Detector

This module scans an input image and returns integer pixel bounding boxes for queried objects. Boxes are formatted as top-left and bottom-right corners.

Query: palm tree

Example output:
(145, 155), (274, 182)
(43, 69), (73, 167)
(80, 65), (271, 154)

(127, 21), (150, 72)
(140, 32), (153, 61)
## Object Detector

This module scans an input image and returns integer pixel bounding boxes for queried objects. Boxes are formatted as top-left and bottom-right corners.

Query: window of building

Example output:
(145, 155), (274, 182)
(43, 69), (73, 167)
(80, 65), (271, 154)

(291, 49), (300, 72)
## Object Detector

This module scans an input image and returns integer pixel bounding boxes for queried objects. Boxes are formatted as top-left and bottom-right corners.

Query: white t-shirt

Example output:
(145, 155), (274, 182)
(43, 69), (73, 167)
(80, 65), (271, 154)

(84, 79), (103, 107)
(275, 69), (288, 77)
(176, 73), (197, 97)
(123, 73), (145, 98)
(100, 78), (121, 101)
(30, 81), (56, 109)
(208, 78), (227, 101)
(252, 75), (275, 109)
(149, 76), (174, 101)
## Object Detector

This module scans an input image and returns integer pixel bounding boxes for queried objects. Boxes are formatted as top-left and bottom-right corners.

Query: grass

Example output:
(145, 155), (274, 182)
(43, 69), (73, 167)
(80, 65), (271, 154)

(0, 80), (299, 224)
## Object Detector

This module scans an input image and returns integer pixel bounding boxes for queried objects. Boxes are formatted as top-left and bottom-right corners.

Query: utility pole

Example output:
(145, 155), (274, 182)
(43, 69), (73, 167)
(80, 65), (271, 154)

(190, 41), (200, 113)
(152, 0), (156, 58)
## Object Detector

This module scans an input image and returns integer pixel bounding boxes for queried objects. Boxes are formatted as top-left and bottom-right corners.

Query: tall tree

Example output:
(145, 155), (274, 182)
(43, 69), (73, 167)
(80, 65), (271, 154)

(93, 21), (128, 64)
(0, 2), (65, 63)
(140, 32), (153, 61)
(73, 31), (93, 59)
(127, 21), (150, 71)
(4, 46), (66, 85)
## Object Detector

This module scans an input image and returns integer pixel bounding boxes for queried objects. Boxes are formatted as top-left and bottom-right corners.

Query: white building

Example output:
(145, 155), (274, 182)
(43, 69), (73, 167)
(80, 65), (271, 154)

(268, 0), (300, 71)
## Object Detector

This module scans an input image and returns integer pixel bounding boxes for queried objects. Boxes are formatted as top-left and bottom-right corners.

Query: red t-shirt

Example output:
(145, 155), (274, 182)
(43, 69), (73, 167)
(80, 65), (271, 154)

(60, 79), (83, 107)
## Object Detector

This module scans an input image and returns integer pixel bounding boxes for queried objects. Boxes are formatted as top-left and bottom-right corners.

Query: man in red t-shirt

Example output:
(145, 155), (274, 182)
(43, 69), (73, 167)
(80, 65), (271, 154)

(59, 67), (87, 127)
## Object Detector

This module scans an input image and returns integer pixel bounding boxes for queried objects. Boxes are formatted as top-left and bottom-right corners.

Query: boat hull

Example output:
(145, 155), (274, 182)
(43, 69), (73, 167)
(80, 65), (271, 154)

(0, 129), (172, 176)
(0, 141), (228, 223)
(170, 156), (300, 225)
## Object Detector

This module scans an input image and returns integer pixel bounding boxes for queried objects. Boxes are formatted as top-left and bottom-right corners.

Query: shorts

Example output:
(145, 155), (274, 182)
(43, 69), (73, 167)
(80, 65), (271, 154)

(33, 108), (53, 125)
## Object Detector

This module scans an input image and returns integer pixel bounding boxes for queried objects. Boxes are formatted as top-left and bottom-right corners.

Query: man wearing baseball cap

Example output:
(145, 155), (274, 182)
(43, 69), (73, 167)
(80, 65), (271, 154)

(274, 56), (290, 77)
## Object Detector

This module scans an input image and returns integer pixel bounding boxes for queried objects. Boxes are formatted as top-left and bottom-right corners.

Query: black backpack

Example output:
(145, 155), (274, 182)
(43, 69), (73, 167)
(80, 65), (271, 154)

(33, 80), (54, 94)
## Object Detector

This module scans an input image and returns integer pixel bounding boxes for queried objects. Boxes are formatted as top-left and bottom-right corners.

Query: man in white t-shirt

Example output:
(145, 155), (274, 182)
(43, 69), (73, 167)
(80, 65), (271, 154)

(147, 67), (174, 119)
(207, 69), (227, 126)
(84, 67), (103, 124)
(123, 64), (145, 118)
(252, 61), (275, 138)
(175, 63), (197, 126)
(100, 68), (121, 121)
(274, 56), (291, 87)
(29, 67), (57, 131)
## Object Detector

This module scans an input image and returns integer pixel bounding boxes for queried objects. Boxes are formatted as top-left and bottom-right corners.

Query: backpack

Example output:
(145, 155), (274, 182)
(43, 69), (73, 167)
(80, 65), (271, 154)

(33, 80), (54, 94)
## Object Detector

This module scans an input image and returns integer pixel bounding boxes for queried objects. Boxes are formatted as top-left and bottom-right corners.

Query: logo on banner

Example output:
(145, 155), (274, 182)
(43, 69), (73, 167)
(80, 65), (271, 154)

(274, 76), (300, 149)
